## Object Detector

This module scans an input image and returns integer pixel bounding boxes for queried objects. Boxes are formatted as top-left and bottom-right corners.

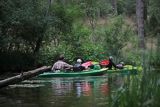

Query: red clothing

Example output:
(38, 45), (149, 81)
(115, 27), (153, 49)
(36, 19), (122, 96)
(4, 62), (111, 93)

(100, 59), (116, 69)
(100, 60), (109, 66)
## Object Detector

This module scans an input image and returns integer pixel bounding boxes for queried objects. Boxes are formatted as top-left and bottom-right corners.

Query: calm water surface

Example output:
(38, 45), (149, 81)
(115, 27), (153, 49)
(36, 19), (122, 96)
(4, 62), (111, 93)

(0, 74), (129, 107)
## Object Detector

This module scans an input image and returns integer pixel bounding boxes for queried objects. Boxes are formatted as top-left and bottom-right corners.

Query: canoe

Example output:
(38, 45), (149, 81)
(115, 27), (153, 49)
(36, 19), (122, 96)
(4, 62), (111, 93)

(106, 65), (138, 74)
(38, 65), (139, 77)
(107, 68), (137, 74)
(38, 68), (108, 77)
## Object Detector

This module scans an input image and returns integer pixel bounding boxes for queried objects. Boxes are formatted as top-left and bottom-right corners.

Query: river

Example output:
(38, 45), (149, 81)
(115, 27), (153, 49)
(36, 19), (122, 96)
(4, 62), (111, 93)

(0, 74), (134, 107)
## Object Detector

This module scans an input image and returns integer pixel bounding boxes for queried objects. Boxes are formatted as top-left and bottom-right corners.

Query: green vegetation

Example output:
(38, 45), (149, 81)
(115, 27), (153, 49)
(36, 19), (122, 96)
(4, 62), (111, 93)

(109, 70), (160, 107)
(0, 0), (160, 106)
(0, 0), (159, 70)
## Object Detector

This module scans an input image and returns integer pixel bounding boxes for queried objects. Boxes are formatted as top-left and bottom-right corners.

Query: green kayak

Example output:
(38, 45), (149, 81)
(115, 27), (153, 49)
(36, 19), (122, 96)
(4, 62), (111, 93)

(38, 68), (108, 77)
(38, 65), (140, 77)
(106, 65), (139, 74)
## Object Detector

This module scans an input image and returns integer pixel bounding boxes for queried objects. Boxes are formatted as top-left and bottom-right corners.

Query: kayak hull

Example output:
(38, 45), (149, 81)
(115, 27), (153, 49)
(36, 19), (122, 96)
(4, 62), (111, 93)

(38, 65), (139, 77)
(107, 69), (137, 74)
(107, 65), (138, 74)
(38, 68), (108, 77)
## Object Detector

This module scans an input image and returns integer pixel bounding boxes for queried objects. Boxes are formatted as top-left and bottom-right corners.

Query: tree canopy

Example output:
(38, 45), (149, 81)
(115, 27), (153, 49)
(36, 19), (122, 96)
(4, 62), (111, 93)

(0, 0), (160, 72)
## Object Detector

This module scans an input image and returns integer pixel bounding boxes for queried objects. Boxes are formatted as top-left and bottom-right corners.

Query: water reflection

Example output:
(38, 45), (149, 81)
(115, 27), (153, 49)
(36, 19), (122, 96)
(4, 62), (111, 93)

(51, 78), (73, 96)
(0, 74), (128, 107)
(74, 81), (92, 97)
(50, 77), (110, 98)
(100, 83), (109, 95)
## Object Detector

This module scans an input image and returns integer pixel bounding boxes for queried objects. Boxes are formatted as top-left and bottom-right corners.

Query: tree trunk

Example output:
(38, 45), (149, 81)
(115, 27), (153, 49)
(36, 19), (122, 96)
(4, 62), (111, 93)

(136, 0), (145, 49)
(48, 0), (52, 15)
(0, 66), (51, 88)
(144, 0), (148, 20)
(136, 1), (147, 101)
(111, 0), (117, 15)
(33, 35), (43, 54)
(157, 33), (160, 63)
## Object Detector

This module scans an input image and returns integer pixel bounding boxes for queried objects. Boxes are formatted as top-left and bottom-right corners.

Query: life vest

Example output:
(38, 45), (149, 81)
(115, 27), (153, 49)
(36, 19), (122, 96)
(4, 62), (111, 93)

(82, 61), (92, 68)
(100, 60), (109, 66)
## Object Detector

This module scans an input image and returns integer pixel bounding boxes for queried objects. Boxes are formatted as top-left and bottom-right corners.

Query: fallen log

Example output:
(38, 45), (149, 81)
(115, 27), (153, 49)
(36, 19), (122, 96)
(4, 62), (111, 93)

(0, 66), (51, 88)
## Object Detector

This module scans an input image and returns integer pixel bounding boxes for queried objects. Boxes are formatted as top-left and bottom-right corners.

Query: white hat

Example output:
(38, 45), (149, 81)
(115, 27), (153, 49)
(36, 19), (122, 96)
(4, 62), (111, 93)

(77, 59), (82, 63)
(120, 62), (124, 65)
(109, 56), (113, 59)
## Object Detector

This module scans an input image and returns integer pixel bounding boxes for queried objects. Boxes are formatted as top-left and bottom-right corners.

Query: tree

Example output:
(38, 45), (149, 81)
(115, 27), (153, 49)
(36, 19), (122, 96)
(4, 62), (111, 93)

(136, 0), (145, 49)
(111, 0), (117, 15)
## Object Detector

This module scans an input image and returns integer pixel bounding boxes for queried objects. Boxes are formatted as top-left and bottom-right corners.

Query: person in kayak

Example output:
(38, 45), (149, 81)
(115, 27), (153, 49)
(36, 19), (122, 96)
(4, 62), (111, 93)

(51, 55), (73, 72)
(73, 59), (85, 72)
(100, 56), (117, 69)
(106, 56), (117, 69)
(116, 62), (124, 69)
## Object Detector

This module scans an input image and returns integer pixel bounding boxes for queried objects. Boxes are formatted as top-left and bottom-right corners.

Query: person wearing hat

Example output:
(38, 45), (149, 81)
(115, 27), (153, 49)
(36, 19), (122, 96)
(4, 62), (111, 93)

(106, 56), (117, 69)
(73, 59), (85, 72)
(116, 62), (125, 69)
(51, 55), (73, 72)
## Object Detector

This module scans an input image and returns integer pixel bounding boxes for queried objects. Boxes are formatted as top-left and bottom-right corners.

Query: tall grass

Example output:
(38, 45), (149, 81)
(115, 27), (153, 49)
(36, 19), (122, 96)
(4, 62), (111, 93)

(109, 69), (160, 107)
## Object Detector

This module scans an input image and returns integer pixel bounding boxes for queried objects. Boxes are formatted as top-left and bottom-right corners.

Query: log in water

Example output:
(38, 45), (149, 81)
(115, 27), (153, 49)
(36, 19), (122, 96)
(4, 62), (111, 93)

(0, 66), (51, 88)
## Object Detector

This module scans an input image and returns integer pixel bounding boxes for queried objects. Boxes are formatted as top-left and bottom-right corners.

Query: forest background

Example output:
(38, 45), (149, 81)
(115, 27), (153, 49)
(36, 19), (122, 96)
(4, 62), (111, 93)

(0, 0), (160, 73)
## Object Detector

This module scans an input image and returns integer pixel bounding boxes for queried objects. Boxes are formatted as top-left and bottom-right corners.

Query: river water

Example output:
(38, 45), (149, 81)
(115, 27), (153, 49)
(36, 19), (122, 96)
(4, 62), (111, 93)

(0, 74), (130, 107)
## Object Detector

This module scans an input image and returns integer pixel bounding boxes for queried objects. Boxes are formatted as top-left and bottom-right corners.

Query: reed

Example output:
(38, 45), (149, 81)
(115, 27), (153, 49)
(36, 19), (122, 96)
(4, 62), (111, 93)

(109, 69), (160, 107)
